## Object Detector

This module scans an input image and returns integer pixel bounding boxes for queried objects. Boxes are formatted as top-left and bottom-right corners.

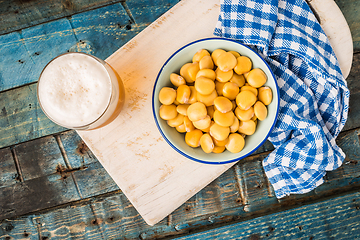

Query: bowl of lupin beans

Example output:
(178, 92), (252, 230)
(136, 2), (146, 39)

(152, 38), (279, 164)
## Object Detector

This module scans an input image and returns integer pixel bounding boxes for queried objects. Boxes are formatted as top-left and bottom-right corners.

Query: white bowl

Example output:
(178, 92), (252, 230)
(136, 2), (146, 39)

(152, 38), (279, 164)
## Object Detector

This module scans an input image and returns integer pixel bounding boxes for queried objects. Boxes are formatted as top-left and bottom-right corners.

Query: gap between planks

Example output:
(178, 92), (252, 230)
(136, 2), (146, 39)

(54, 134), (83, 199)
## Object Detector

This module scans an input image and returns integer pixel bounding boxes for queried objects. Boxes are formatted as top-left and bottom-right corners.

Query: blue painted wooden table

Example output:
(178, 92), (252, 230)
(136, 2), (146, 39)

(0, 0), (360, 239)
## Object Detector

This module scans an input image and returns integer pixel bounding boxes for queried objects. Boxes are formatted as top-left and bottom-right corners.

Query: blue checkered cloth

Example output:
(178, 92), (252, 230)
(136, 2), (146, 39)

(214, 0), (350, 198)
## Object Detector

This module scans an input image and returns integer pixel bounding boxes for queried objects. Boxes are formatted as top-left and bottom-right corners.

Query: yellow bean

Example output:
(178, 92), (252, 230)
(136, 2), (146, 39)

(236, 90), (257, 110)
(185, 129), (203, 148)
(225, 133), (245, 153)
(217, 52), (237, 72)
(222, 82), (240, 100)
(230, 73), (245, 87)
(176, 123), (186, 133)
(197, 89), (218, 106)
(176, 85), (191, 104)
(159, 104), (177, 120)
(167, 114), (185, 127)
(238, 120), (256, 135)
(246, 68), (267, 88)
(193, 115), (211, 130)
(200, 133), (214, 153)
(187, 62), (200, 83)
(212, 145), (226, 153)
(235, 106), (254, 121)
(199, 55), (214, 70)
(195, 77), (215, 95)
(213, 110), (235, 127)
(211, 49), (226, 66)
(228, 50), (241, 58)
(212, 136), (229, 147)
(188, 86), (197, 104)
(196, 69), (216, 80)
(241, 85), (258, 96)
(159, 87), (176, 105)
(215, 81), (226, 96)
(215, 68), (233, 82)
(254, 101), (268, 121)
(187, 102), (207, 122)
(210, 122), (230, 141)
(258, 86), (273, 105)
(214, 96), (233, 113)
(170, 73), (186, 87)
(192, 49), (210, 62)
(176, 104), (190, 116)
(180, 63), (192, 83)
(234, 56), (252, 75)
(184, 116), (195, 132)
(230, 116), (239, 133)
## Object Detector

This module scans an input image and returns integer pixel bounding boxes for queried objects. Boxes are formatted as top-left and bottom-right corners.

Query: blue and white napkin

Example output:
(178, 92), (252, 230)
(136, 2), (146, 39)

(214, 0), (350, 198)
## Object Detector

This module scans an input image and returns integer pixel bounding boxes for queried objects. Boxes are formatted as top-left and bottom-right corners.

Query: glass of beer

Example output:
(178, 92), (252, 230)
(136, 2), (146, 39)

(37, 52), (125, 130)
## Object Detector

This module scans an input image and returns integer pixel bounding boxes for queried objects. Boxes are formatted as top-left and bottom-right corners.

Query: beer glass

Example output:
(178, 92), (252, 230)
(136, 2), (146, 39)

(37, 52), (125, 130)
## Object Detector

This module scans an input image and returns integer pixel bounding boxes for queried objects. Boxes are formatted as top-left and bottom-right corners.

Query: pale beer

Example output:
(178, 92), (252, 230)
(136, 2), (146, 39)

(37, 52), (125, 130)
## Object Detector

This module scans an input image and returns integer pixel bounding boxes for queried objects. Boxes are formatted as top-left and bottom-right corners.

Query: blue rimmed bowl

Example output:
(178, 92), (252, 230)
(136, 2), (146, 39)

(152, 38), (279, 164)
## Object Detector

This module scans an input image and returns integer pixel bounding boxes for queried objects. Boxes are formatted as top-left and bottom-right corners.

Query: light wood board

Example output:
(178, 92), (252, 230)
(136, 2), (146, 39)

(76, 0), (353, 226)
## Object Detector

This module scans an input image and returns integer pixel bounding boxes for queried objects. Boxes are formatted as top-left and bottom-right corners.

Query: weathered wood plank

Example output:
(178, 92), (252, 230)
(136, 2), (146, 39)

(13, 135), (66, 181)
(0, 0), (123, 35)
(173, 191), (360, 240)
(58, 130), (98, 168)
(0, 218), (38, 240)
(0, 173), (81, 220)
(72, 161), (119, 198)
(126, 0), (179, 24)
(0, 83), (66, 149)
(69, 3), (135, 60)
(0, 148), (18, 189)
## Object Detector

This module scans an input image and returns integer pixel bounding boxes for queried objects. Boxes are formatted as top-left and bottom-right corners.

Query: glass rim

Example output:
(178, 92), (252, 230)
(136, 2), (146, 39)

(37, 52), (113, 130)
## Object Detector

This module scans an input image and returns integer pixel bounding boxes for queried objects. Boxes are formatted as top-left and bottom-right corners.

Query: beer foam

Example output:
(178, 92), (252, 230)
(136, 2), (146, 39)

(38, 53), (112, 127)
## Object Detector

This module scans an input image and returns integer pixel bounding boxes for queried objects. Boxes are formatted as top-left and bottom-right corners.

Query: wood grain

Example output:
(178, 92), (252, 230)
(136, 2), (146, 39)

(0, 83), (66, 149)
(0, 173), (80, 220)
(0, 0), (123, 35)
(0, 148), (18, 188)
(173, 191), (360, 240)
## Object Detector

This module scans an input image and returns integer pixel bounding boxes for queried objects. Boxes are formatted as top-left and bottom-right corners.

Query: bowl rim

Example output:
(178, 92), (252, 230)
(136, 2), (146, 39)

(152, 37), (279, 164)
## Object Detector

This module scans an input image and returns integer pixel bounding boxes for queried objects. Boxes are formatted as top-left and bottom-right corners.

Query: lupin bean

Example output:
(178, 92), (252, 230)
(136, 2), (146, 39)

(170, 73), (186, 87)
(200, 133), (214, 153)
(258, 87), (272, 105)
(254, 101), (268, 121)
(159, 87), (176, 105)
(187, 102), (207, 122)
(246, 68), (267, 88)
(159, 104), (177, 120)
(195, 77), (216, 95)
(234, 56), (252, 75)
(225, 133), (245, 153)
(185, 129), (203, 147)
